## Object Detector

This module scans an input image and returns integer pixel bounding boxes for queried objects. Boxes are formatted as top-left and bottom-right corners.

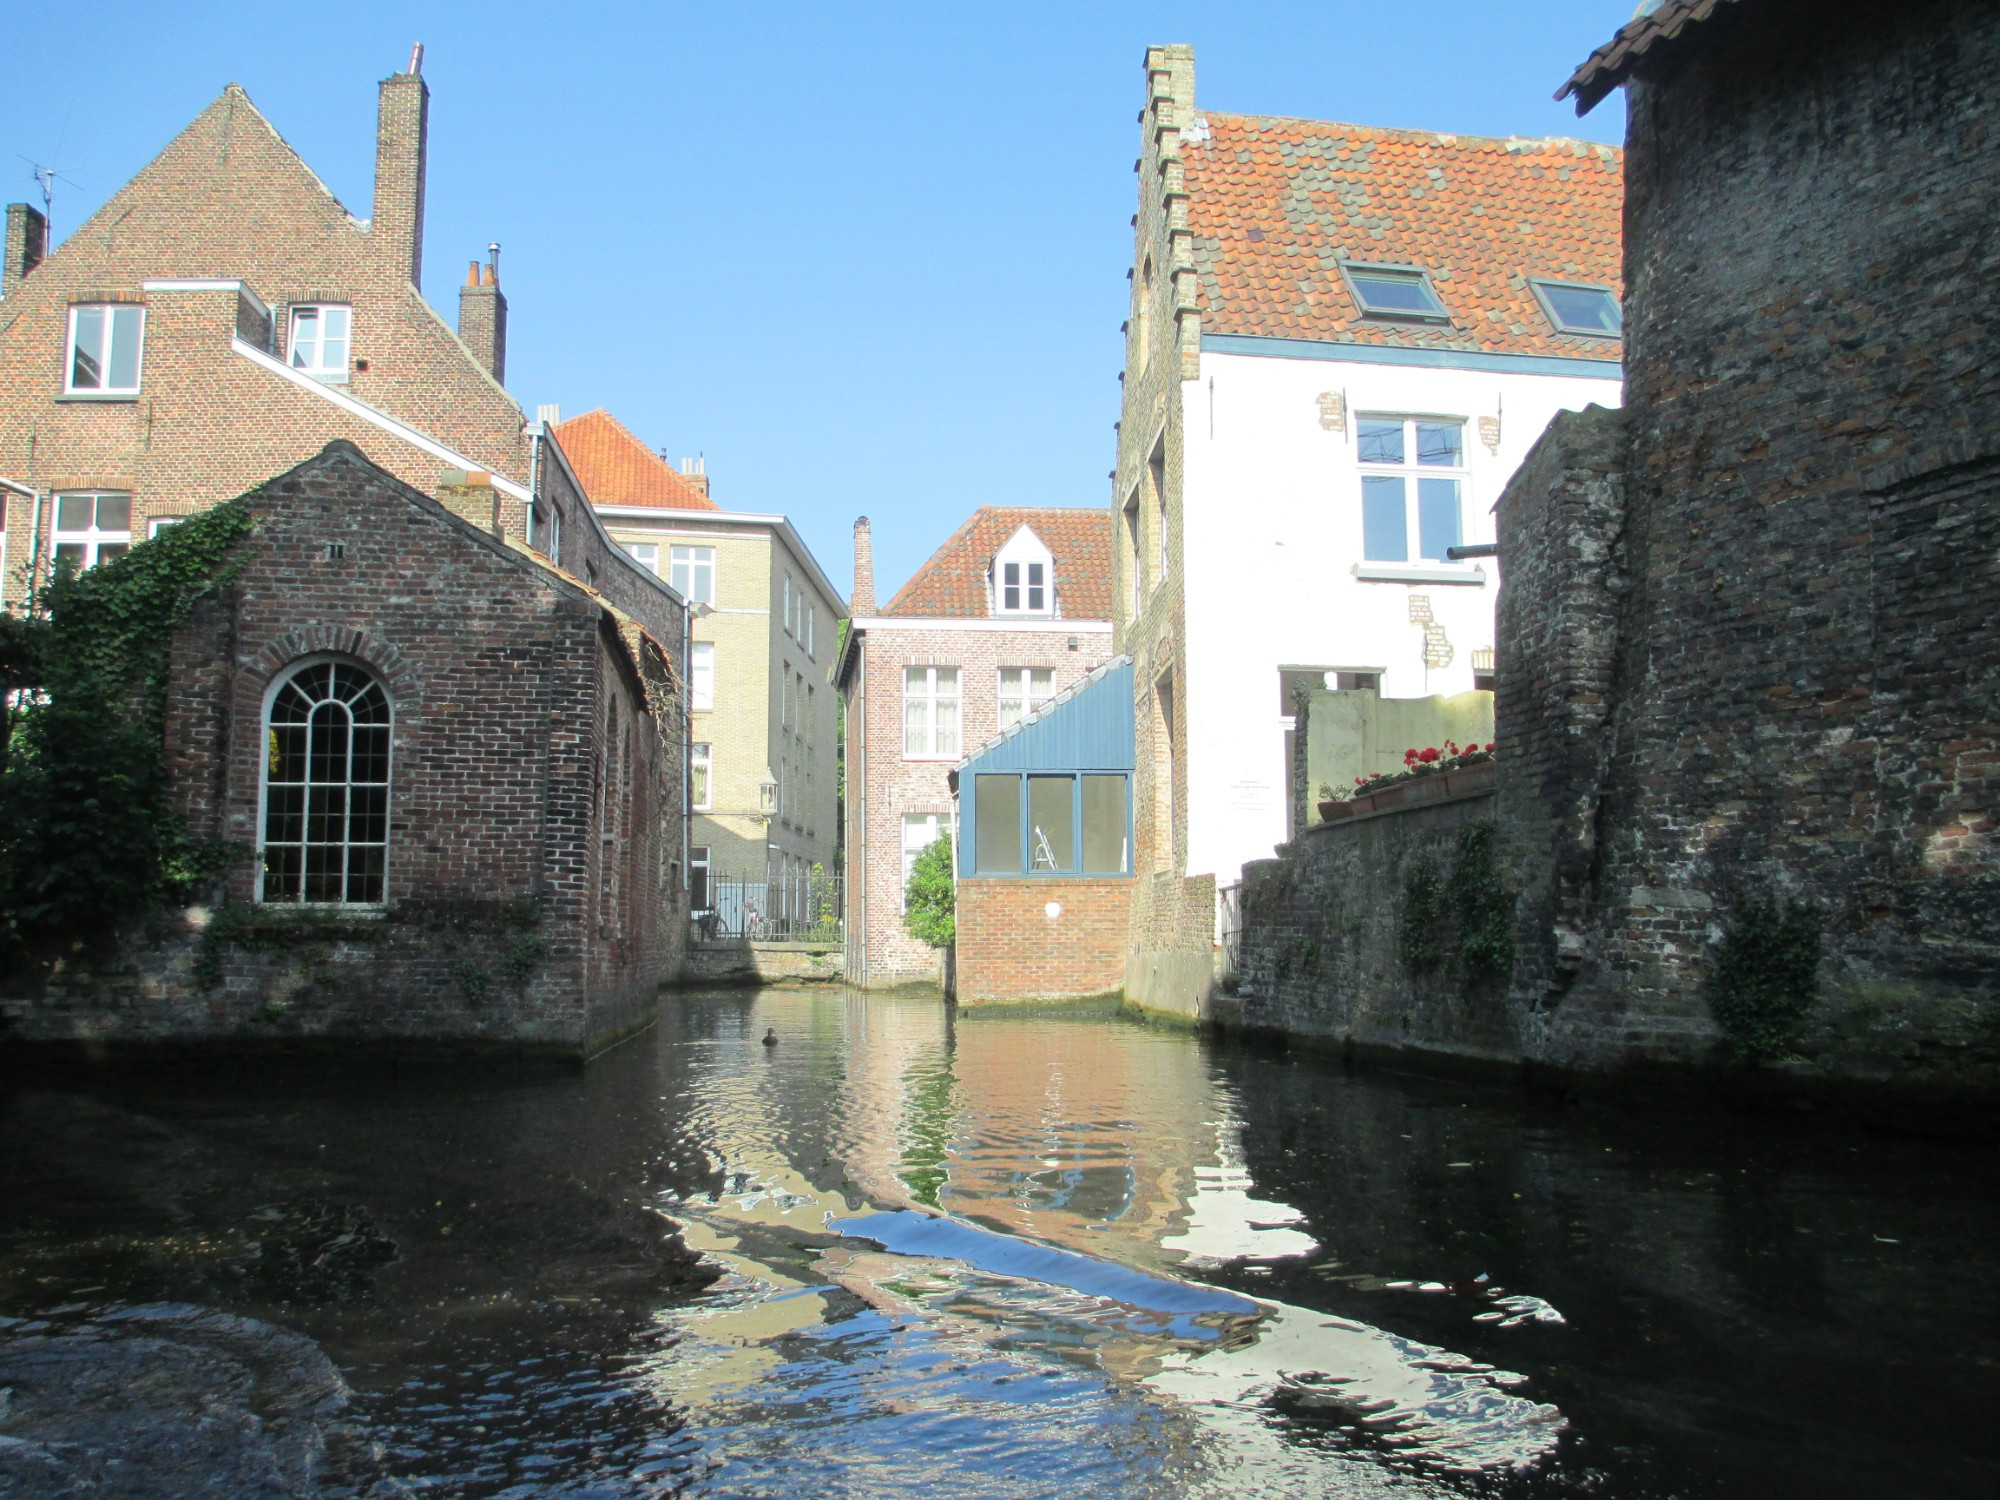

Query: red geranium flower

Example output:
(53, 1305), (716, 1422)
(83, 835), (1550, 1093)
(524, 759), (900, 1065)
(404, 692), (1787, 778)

(1417, 747), (1440, 764)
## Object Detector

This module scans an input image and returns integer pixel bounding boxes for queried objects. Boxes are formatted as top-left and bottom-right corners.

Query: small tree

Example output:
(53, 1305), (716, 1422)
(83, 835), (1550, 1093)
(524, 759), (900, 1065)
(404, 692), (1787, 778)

(902, 833), (955, 948)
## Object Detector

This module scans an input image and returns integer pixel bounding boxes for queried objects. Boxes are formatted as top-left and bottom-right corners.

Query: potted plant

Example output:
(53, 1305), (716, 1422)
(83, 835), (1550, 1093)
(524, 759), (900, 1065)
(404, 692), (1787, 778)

(1315, 784), (1350, 821)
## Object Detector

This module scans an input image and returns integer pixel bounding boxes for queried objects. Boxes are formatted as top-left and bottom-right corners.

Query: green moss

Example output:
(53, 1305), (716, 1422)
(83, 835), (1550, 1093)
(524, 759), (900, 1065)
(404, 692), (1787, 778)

(1400, 821), (1515, 992)
(1710, 897), (1821, 1061)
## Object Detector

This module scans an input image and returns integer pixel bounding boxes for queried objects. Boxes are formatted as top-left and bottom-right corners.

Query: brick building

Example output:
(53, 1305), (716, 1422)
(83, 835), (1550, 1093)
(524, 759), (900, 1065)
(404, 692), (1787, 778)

(6, 441), (689, 1054)
(0, 54), (530, 601)
(553, 408), (845, 915)
(838, 508), (1116, 988)
(1114, 46), (1624, 1021)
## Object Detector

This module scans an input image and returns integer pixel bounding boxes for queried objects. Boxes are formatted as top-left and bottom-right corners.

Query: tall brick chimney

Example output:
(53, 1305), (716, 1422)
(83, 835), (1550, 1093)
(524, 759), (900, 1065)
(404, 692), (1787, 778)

(457, 245), (507, 381)
(678, 456), (709, 501)
(852, 516), (876, 615)
(3, 204), (47, 298)
(374, 46), (430, 289)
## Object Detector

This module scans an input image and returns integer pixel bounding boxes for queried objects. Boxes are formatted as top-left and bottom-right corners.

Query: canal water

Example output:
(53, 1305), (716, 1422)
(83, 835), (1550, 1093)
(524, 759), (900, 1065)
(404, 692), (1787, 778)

(1, 988), (1996, 1497)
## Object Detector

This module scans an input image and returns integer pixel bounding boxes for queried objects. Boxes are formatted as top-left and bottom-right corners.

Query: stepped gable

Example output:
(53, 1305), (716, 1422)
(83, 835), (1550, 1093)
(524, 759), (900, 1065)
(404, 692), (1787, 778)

(553, 409), (719, 510)
(882, 506), (1115, 620)
(1185, 112), (1623, 359)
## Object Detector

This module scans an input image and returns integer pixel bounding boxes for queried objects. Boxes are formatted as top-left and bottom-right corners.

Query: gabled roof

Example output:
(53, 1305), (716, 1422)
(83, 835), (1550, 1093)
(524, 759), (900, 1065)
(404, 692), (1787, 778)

(1185, 113), (1623, 359)
(881, 507), (1115, 621)
(552, 409), (719, 511)
(1561, 0), (1750, 115)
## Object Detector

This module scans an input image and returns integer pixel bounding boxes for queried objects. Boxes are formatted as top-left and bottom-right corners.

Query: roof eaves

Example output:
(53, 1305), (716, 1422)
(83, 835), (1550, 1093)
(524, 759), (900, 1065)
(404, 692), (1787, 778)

(1558, 0), (1747, 115)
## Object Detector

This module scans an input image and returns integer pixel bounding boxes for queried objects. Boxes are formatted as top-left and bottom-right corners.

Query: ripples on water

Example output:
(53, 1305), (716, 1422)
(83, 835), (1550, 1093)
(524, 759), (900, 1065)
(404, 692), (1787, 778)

(1, 988), (1997, 1498)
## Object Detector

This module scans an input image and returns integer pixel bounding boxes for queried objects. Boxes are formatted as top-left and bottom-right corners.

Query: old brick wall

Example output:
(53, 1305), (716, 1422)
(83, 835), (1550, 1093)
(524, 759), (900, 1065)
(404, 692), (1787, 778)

(955, 877), (1132, 1003)
(3, 443), (683, 1054)
(845, 623), (1114, 987)
(0, 75), (528, 609)
(1234, 791), (1516, 1061)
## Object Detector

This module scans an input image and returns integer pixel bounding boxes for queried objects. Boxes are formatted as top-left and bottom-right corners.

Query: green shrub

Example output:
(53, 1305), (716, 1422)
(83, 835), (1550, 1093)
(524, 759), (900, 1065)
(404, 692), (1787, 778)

(902, 834), (955, 949)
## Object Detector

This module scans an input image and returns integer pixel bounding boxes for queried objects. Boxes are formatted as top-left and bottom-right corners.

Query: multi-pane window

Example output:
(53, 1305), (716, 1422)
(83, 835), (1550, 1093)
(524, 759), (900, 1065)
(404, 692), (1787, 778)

(1357, 417), (1465, 563)
(622, 542), (660, 575)
(690, 844), (711, 912)
(66, 304), (145, 395)
(972, 772), (1129, 876)
(691, 741), (712, 809)
(902, 812), (949, 900)
(287, 304), (351, 380)
(1000, 559), (1046, 612)
(1533, 281), (1622, 337)
(670, 545), (714, 605)
(52, 492), (133, 570)
(262, 660), (391, 904)
(902, 666), (960, 758)
(1343, 266), (1450, 322)
(690, 642), (714, 711)
(998, 667), (1055, 730)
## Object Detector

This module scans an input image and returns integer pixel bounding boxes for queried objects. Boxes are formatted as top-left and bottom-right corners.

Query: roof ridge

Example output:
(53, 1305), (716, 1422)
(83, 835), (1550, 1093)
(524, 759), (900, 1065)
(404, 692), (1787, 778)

(1196, 109), (1621, 157)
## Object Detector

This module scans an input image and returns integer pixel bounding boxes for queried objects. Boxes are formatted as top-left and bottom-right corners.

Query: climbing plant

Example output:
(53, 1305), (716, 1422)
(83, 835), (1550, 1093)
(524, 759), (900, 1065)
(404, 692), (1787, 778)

(1399, 820), (1516, 992)
(902, 833), (956, 949)
(0, 500), (255, 966)
(1709, 897), (1822, 1061)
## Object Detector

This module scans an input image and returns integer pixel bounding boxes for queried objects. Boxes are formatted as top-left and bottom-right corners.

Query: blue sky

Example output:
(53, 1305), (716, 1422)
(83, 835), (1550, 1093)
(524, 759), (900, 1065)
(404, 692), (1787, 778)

(5, 2), (1627, 602)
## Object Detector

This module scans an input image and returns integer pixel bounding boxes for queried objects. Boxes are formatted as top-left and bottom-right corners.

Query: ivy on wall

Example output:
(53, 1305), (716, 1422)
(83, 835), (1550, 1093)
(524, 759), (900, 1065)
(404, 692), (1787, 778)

(1709, 897), (1822, 1061)
(1399, 820), (1516, 992)
(0, 501), (255, 966)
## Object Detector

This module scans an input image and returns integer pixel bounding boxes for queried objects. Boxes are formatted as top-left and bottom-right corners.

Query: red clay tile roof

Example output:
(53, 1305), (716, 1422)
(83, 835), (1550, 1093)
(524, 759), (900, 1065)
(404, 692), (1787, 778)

(1560, 0), (1748, 115)
(883, 507), (1115, 620)
(552, 409), (718, 511)
(1185, 113), (1624, 360)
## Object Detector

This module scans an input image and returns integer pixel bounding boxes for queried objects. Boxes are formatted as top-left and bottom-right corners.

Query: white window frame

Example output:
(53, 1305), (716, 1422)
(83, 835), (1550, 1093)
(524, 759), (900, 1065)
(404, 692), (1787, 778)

(998, 666), (1056, 730)
(1356, 415), (1468, 565)
(690, 844), (712, 911)
(622, 541), (661, 575)
(286, 303), (352, 382)
(805, 601), (816, 658)
(64, 303), (146, 396)
(670, 545), (714, 605)
(902, 811), (951, 903)
(690, 642), (715, 711)
(258, 656), (392, 907)
(992, 525), (1054, 616)
(51, 491), (134, 570)
(1531, 279), (1622, 338)
(147, 516), (185, 538)
(691, 741), (712, 810)
(902, 665), (961, 760)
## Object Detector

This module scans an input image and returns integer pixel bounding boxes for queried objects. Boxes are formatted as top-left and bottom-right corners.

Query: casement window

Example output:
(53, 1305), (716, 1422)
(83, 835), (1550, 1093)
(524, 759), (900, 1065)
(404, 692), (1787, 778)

(261, 659), (391, 905)
(805, 602), (816, 658)
(690, 643), (714, 711)
(1357, 417), (1466, 563)
(1532, 280), (1622, 337)
(998, 667), (1055, 730)
(972, 772), (1129, 876)
(287, 304), (351, 381)
(902, 666), (961, 758)
(147, 516), (185, 538)
(993, 526), (1054, 616)
(670, 545), (714, 605)
(689, 844), (711, 912)
(782, 573), (795, 637)
(691, 741), (712, 810)
(1342, 265), (1450, 323)
(544, 505), (563, 564)
(52, 491), (133, 569)
(902, 811), (950, 900)
(65, 303), (145, 395)
(622, 542), (660, 575)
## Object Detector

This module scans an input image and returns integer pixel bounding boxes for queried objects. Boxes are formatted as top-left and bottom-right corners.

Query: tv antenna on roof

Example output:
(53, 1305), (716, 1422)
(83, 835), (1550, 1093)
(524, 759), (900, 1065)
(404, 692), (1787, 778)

(18, 157), (81, 242)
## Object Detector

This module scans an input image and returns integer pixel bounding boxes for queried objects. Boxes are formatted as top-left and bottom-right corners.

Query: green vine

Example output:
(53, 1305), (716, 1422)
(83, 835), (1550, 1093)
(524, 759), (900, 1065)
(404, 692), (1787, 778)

(1709, 897), (1821, 1061)
(0, 501), (255, 967)
(1400, 821), (1515, 990)
(1401, 859), (1445, 972)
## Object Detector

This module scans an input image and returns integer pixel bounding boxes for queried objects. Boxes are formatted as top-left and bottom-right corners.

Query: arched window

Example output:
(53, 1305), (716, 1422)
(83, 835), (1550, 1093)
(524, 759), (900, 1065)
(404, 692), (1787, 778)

(262, 660), (391, 904)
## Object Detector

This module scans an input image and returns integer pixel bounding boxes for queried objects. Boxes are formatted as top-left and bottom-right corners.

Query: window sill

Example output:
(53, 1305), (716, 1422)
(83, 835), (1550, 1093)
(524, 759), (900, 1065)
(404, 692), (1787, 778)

(1353, 562), (1487, 586)
(966, 871), (1134, 881)
(901, 754), (961, 763)
(55, 392), (141, 403)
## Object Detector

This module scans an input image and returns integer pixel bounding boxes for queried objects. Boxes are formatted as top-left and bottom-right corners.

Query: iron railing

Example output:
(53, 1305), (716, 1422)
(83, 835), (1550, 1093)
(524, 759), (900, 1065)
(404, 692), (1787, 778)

(693, 868), (845, 946)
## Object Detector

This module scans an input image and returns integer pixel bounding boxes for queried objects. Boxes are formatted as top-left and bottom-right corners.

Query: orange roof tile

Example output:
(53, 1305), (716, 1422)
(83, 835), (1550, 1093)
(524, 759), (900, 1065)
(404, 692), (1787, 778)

(1185, 113), (1624, 360)
(552, 408), (719, 511)
(884, 507), (1115, 621)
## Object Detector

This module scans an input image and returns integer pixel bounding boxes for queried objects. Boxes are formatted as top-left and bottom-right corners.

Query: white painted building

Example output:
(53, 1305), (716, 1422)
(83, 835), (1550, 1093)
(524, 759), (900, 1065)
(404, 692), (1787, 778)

(1117, 45), (1625, 1016)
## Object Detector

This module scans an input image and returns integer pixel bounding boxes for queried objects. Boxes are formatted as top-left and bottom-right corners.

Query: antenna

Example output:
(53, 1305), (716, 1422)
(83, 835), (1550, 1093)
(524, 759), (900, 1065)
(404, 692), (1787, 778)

(18, 157), (81, 242)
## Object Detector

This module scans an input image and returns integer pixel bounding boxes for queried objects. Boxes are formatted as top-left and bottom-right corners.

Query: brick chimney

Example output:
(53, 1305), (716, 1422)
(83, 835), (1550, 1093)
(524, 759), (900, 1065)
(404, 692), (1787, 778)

(374, 46), (430, 289)
(457, 246), (506, 381)
(852, 516), (876, 615)
(3, 204), (46, 298)
(677, 456), (709, 501)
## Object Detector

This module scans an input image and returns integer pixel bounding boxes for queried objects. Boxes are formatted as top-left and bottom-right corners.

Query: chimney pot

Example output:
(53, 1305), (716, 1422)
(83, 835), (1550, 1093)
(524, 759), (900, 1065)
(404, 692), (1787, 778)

(852, 516), (876, 615)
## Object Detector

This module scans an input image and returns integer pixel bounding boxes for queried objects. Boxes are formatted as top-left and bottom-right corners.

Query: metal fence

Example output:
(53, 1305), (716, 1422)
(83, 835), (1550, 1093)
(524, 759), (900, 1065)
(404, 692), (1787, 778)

(693, 867), (845, 946)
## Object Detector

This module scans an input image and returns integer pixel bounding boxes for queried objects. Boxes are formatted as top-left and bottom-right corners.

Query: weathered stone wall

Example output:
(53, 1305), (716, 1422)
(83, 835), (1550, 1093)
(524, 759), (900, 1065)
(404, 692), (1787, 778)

(679, 941), (844, 989)
(1234, 790), (1511, 1062)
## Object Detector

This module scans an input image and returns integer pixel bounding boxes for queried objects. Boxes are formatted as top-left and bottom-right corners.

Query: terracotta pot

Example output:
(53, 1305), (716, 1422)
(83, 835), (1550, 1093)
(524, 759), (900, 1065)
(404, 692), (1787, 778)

(1317, 800), (1350, 821)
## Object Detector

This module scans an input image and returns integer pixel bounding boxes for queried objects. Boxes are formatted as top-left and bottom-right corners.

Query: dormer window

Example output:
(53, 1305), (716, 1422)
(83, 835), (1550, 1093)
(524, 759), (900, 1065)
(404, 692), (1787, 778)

(288, 304), (351, 381)
(993, 526), (1054, 616)
(1342, 265), (1450, 323)
(1532, 280), (1622, 337)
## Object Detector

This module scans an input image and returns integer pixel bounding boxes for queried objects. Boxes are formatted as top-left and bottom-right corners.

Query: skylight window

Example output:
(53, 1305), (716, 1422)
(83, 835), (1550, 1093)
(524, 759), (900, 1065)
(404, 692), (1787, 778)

(1533, 281), (1622, 337)
(1343, 266), (1449, 322)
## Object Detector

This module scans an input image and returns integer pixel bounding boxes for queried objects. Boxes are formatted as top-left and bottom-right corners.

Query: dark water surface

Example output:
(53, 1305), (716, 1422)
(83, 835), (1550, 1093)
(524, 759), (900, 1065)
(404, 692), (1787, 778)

(1, 989), (1996, 1497)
